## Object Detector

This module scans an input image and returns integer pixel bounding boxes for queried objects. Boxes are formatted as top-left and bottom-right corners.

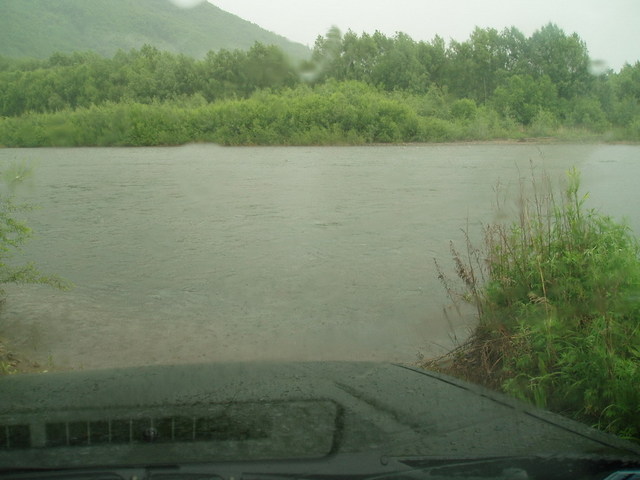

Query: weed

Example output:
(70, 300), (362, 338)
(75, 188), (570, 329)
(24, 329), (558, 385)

(430, 166), (640, 441)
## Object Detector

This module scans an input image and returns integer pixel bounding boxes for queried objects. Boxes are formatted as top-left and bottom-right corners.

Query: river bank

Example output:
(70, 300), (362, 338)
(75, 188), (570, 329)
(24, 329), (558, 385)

(0, 338), (47, 374)
(1, 81), (638, 148)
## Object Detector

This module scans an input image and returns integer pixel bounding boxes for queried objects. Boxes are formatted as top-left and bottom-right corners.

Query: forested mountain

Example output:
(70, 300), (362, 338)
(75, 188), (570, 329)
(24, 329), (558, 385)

(0, 0), (310, 61)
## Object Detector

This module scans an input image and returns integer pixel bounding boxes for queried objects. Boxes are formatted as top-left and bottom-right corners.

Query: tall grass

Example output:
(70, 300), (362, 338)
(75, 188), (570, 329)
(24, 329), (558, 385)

(435, 167), (640, 441)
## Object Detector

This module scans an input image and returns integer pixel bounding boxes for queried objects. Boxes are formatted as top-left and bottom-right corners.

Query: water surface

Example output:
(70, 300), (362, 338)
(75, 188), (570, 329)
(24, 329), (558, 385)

(0, 144), (637, 370)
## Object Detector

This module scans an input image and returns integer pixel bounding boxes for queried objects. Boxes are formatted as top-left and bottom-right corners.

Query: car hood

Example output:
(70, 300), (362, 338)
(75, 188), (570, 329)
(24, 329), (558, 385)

(1, 361), (639, 469)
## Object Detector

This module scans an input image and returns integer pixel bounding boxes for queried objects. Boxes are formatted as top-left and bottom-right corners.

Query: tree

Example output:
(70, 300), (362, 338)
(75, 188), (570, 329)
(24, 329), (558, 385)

(242, 42), (299, 93)
(369, 32), (428, 92)
(492, 74), (558, 124)
(527, 23), (592, 99)
(614, 61), (640, 101)
(420, 35), (448, 89)
(201, 48), (245, 100)
(340, 30), (379, 83)
(310, 26), (344, 82)
(609, 62), (640, 127)
(500, 27), (529, 74)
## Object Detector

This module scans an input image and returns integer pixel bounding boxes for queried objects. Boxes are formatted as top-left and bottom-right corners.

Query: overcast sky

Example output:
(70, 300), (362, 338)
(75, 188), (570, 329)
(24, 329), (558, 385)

(202, 0), (639, 72)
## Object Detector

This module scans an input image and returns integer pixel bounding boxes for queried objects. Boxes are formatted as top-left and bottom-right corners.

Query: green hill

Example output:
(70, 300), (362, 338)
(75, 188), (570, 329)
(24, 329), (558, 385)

(0, 0), (311, 61)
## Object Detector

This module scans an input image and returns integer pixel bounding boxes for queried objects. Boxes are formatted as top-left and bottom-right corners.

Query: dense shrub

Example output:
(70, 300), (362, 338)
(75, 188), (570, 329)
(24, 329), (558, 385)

(566, 97), (610, 132)
(438, 168), (640, 441)
(450, 98), (477, 121)
(0, 81), (529, 147)
(528, 109), (559, 137)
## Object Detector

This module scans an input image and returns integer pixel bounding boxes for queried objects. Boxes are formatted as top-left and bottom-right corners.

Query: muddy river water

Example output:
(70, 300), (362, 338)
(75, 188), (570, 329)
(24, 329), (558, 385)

(0, 144), (638, 370)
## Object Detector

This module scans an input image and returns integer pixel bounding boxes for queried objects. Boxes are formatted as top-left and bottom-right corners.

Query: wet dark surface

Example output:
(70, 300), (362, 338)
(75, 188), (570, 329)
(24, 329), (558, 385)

(1, 362), (639, 470)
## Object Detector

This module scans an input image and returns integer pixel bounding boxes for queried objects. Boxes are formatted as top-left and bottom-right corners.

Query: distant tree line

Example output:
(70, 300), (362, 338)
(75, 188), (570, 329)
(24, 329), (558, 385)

(0, 42), (298, 116)
(1, 23), (639, 145)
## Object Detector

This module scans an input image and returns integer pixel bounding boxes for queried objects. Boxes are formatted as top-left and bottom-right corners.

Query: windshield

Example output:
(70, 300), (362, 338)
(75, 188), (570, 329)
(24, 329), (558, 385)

(0, 0), (639, 475)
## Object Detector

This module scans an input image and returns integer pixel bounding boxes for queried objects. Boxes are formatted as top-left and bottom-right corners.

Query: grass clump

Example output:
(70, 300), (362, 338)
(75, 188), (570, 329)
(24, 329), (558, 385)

(431, 167), (640, 441)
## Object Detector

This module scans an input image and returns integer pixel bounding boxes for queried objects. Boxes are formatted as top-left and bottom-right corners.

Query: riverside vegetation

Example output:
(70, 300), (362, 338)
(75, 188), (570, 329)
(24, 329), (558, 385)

(428, 168), (640, 442)
(0, 164), (70, 374)
(1, 24), (640, 146)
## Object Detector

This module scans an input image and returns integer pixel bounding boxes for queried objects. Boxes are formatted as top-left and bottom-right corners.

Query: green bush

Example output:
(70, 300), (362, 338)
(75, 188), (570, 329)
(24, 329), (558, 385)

(528, 109), (559, 137)
(450, 98), (477, 121)
(623, 117), (640, 142)
(441, 168), (640, 441)
(492, 74), (558, 125)
(566, 97), (610, 133)
(0, 78), (634, 147)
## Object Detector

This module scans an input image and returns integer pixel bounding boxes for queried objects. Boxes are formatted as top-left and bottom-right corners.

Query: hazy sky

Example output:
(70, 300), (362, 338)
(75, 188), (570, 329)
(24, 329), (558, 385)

(203, 0), (639, 72)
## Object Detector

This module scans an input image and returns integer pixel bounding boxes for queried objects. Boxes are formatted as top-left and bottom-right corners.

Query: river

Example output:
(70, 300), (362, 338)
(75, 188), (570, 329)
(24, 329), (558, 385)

(0, 143), (638, 370)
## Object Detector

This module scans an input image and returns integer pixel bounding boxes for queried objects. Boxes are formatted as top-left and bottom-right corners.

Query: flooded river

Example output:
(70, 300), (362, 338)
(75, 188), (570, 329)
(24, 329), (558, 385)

(0, 144), (638, 370)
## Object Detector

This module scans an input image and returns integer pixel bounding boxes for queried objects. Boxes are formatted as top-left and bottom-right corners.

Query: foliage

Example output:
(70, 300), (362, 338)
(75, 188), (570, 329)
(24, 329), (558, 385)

(526, 23), (592, 99)
(0, 164), (70, 296)
(450, 98), (478, 121)
(526, 110), (558, 137)
(0, 43), (301, 117)
(438, 168), (640, 441)
(565, 96), (610, 132)
(1, 24), (640, 145)
(0, 81), (528, 147)
(0, 167), (71, 380)
(492, 74), (557, 125)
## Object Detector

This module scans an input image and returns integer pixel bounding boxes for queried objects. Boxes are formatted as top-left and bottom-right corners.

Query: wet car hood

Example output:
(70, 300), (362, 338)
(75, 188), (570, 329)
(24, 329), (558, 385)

(1, 361), (639, 470)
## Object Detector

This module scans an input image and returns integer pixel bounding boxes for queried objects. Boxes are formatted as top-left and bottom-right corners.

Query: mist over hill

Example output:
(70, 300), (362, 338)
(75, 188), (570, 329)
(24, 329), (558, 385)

(0, 0), (311, 61)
